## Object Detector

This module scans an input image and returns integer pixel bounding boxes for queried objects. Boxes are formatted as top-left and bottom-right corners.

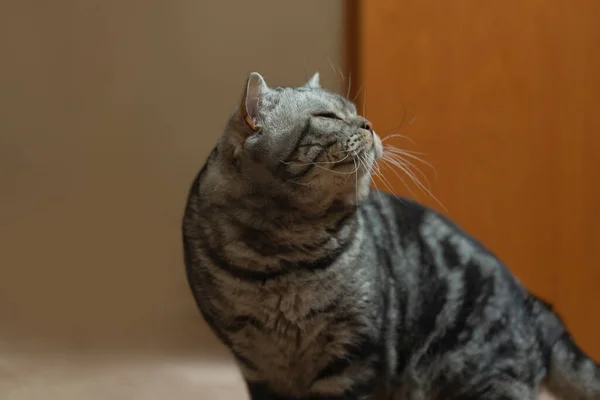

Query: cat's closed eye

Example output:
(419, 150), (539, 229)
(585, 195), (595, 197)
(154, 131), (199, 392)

(313, 112), (343, 121)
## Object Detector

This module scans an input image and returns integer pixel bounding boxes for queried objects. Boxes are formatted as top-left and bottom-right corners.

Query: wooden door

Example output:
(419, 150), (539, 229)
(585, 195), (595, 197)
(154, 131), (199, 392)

(348, 0), (600, 359)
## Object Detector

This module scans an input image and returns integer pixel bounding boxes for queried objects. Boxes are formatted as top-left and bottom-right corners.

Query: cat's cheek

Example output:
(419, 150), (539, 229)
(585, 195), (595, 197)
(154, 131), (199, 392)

(330, 176), (354, 204)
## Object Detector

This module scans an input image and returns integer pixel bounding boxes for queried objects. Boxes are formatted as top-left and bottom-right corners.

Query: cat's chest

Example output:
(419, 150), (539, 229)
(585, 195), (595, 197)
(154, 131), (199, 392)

(226, 280), (348, 392)
(233, 279), (333, 336)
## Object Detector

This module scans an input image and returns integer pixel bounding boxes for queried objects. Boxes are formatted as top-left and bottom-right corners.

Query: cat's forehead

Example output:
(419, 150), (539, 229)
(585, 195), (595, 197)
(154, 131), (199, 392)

(266, 86), (356, 114)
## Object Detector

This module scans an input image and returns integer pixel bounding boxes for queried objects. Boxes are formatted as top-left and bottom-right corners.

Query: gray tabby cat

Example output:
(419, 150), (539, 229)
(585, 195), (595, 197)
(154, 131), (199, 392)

(182, 72), (600, 400)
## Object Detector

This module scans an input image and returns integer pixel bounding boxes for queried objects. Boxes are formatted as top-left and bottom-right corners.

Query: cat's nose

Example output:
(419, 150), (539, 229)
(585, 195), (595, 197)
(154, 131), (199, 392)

(361, 119), (374, 132)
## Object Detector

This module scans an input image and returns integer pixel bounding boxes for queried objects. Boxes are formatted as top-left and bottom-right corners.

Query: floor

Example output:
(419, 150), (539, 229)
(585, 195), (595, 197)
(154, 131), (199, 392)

(1, 352), (560, 400)
(0, 353), (248, 400)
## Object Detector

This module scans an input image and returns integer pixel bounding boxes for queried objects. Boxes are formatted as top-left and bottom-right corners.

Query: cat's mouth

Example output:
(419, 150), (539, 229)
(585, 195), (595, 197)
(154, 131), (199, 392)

(373, 132), (383, 159)
(332, 147), (376, 171)
(322, 131), (382, 172)
(332, 157), (359, 169)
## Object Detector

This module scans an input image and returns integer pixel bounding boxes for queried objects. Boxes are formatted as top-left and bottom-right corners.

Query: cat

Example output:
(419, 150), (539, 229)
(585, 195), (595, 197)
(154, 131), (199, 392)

(181, 72), (600, 400)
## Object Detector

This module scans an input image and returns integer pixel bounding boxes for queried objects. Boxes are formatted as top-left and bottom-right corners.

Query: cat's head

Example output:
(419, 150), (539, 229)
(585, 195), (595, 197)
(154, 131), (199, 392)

(210, 72), (382, 213)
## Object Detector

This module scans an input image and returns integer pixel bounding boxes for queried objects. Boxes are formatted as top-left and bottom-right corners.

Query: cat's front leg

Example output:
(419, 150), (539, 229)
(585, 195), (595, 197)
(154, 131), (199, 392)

(245, 380), (375, 400)
(444, 379), (537, 400)
(246, 380), (279, 400)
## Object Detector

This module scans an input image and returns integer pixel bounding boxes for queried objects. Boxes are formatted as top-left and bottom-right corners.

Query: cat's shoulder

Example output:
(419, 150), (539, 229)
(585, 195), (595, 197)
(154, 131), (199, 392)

(367, 190), (497, 257)
(366, 190), (436, 227)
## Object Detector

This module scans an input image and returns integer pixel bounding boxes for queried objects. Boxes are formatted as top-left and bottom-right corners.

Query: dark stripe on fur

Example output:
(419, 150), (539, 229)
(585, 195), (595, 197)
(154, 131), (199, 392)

(326, 209), (357, 235)
(440, 237), (461, 268)
(241, 226), (332, 258)
(287, 158), (319, 179)
(483, 317), (507, 342)
(204, 243), (289, 281)
(225, 315), (265, 333)
(313, 334), (381, 381)
(201, 221), (357, 282)
(305, 297), (341, 320)
(283, 119), (312, 164)
(426, 261), (495, 357)
(282, 224), (357, 271)
(413, 236), (448, 341)
(364, 198), (399, 379)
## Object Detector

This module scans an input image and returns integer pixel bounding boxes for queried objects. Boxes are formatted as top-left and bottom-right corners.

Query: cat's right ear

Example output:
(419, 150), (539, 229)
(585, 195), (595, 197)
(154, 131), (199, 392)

(239, 72), (268, 132)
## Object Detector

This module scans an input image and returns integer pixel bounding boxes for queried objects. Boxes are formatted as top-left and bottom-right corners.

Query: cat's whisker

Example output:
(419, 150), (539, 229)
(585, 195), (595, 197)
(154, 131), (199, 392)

(287, 179), (313, 187)
(380, 158), (419, 200)
(383, 146), (438, 182)
(352, 85), (364, 103)
(330, 149), (353, 156)
(373, 164), (413, 206)
(308, 157), (361, 176)
(386, 102), (408, 137)
(380, 154), (446, 211)
(274, 153), (351, 167)
(327, 58), (337, 76)
(346, 73), (352, 100)
(272, 152), (362, 185)
(362, 88), (368, 118)
(364, 160), (385, 205)
(383, 146), (431, 163)
(382, 152), (432, 190)
(357, 154), (372, 183)
(327, 58), (345, 86)
(315, 163), (361, 176)
(366, 154), (395, 191)
(382, 154), (426, 188)
(376, 141), (445, 208)
(367, 156), (404, 205)
(386, 158), (429, 195)
(381, 134), (417, 145)
(354, 158), (359, 208)
(384, 147), (426, 156)
(358, 153), (388, 206)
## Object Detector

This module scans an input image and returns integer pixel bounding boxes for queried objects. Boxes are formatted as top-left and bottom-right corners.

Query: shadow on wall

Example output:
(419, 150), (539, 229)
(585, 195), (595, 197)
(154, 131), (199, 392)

(0, 0), (343, 357)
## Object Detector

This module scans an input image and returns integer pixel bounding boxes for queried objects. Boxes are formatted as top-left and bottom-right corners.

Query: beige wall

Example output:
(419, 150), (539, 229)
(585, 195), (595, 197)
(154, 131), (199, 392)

(0, 0), (343, 358)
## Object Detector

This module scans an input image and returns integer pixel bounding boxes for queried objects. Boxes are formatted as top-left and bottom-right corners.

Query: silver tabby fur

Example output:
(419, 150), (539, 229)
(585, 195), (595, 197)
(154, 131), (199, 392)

(182, 72), (600, 400)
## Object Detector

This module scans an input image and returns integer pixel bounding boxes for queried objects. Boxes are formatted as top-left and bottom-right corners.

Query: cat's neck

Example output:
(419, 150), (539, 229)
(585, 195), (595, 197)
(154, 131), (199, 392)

(222, 194), (357, 238)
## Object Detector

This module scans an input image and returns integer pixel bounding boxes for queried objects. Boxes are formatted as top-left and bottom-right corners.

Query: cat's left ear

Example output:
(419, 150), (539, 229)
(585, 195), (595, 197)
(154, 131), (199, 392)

(240, 72), (268, 132)
(303, 72), (320, 89)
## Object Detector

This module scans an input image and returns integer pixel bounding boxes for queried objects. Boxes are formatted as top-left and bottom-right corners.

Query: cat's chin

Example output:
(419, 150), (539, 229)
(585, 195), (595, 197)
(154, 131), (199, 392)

(335, 174), (372, 207)
(341, 187), (371, 207)
(373, 132), (383, 159)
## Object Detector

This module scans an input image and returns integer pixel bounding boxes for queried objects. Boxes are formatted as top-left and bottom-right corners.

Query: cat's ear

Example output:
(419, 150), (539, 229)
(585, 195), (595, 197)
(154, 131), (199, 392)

(240, 72), (268, 131)
(303, 72), (320, 89)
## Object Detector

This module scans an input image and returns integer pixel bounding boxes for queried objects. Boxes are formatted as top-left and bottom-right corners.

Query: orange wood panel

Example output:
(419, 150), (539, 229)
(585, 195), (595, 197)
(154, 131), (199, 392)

(353, 0), (600, 358)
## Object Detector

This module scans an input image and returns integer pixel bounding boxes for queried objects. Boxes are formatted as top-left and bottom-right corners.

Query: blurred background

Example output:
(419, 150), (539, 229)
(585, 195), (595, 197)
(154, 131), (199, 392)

(0, 1), (598, 398)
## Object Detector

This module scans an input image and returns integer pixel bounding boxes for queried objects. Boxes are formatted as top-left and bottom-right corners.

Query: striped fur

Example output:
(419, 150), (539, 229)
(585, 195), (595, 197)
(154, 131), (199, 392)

(182, 73), (600, 400)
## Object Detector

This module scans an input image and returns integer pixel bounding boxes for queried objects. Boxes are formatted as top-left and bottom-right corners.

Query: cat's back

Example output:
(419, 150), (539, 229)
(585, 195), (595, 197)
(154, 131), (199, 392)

(365, 192), (552, 396)
(363, 189), (536, 332)
(364, 190), (503, 266)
